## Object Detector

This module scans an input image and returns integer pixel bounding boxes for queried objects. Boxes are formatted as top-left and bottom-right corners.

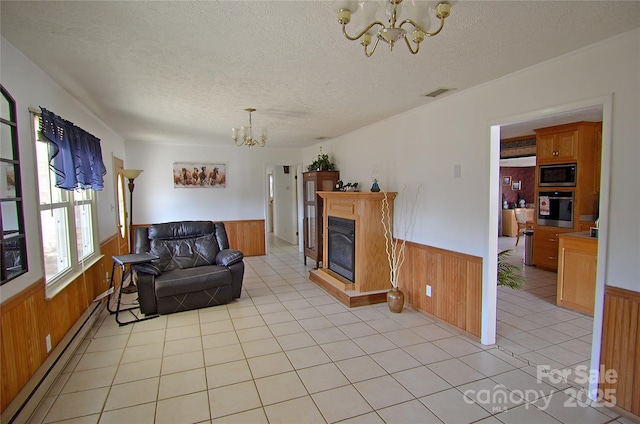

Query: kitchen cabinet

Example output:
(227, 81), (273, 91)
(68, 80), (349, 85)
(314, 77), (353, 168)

(533, 121), (601, 270)
(557, 232), (597, 316)
(536, 129), (578, 163)
(302, 171), (339, 268)
(532, 227), (572, 271)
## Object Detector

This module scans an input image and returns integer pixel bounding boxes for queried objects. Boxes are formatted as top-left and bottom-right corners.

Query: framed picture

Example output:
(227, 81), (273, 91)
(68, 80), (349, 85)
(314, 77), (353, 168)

(173, 163), (226, 188)
(512, 180), (521, 191)
(502, 176), (511, 186)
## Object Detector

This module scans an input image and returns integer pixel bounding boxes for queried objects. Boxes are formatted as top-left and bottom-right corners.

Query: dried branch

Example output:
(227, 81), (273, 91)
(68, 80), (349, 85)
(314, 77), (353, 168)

(381, 185), (422, 288)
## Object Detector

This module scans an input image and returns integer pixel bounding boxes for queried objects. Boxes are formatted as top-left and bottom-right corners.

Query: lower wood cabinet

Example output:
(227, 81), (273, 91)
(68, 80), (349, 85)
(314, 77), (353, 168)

(557, 232), (597, 316)
(532, 227), (570, 271)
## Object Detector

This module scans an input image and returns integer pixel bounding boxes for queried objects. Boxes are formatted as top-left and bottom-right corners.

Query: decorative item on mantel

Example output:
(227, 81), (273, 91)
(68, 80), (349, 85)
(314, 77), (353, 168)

(371, 179), (380, 192)
(335, 181), (359, 192)
(381, 185), (422, 313)
(307, 147), (336, 171)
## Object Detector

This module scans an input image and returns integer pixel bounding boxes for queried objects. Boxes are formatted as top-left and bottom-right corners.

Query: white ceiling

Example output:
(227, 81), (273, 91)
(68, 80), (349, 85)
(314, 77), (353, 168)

(2, 1), (639, 148)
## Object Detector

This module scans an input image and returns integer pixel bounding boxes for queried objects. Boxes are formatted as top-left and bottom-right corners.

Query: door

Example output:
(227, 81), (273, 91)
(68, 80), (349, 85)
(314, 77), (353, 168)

(113, 156), (129, 254)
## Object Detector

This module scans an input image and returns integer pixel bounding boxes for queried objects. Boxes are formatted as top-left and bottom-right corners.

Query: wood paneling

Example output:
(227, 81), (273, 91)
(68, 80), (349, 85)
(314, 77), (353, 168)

(0, 235), (119, 413)
(600, 286), (640, 416)
(0, 282), (48, 412)
(223, 220), (266, 256)
(398, 242), (483, 338)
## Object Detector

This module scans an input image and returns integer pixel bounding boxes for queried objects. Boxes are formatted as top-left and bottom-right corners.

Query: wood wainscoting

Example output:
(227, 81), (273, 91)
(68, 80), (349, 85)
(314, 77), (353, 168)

(223, 220), (266, 256)
(600, 286), (640, 417)
(398, 241), (483, 338)
(0, 234), (119, 414)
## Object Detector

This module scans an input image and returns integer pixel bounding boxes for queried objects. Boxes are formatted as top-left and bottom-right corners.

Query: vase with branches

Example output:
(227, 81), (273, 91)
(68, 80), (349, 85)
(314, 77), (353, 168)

(381, 185), (422, 313)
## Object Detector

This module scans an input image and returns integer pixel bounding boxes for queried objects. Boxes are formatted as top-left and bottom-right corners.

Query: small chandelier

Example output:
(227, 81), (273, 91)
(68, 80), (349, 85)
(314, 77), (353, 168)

(232, 108), (267, 148)
(338, 0), (451, 57)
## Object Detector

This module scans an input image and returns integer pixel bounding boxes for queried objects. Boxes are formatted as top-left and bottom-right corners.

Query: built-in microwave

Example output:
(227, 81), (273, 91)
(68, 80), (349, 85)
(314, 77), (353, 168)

(538, 163), (577, 187)
(537, 191), (574, 228)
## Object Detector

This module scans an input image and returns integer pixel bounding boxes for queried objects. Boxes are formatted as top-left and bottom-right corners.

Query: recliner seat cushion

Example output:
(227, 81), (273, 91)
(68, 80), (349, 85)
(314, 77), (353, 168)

(150, 233), (220, 272)
(155, 265), (231, 298)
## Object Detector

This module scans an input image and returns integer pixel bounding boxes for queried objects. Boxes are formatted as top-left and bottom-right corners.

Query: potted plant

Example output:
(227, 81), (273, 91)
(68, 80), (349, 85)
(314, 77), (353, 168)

(497, 249), (526, 290)
(307, 148), (335, 171)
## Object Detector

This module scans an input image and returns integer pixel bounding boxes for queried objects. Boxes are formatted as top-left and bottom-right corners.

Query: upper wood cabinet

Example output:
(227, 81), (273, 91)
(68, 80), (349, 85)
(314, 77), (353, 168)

(302, 171), (339, 268)
(535, 128), (578, 163)
(535, 122), (600, 165)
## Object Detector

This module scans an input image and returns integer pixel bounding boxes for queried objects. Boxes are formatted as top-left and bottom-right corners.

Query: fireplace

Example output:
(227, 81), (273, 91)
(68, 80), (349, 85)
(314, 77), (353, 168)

(327, 216), (355, 282)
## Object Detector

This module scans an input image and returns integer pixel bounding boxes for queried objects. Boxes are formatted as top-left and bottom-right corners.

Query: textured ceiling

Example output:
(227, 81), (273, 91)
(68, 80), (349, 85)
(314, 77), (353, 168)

(1, 1), (639, 147)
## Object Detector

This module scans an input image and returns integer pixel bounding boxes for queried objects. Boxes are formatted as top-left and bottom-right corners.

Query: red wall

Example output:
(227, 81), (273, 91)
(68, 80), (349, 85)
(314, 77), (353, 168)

(500, 167), (535, 206)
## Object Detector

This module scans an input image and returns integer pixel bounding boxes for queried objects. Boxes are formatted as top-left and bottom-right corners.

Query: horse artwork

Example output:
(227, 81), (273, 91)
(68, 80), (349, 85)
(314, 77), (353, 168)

(173, 163), (226, 188)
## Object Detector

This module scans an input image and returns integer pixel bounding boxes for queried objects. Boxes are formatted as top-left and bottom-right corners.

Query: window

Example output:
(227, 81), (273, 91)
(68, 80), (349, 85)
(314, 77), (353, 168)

(33, 114), (99, 289)
(1, 85), (28, 285)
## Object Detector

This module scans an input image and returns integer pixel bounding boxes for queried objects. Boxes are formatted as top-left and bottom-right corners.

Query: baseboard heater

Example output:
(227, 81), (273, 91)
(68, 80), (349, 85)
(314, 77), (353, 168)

(1, 301), (104, 424)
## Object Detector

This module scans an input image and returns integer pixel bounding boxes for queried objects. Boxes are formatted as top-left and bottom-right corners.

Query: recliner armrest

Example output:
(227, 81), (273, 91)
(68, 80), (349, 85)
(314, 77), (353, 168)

(216, 249), (244, 266)
(132, 262), (162, 276)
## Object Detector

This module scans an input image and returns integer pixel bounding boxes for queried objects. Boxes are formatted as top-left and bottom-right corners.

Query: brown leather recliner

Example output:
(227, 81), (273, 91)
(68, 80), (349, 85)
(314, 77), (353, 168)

(133, 221), (244, 315)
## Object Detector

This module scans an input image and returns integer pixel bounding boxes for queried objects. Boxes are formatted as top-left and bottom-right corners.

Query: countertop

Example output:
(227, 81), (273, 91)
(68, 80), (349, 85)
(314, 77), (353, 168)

(559, 231), (597, 241)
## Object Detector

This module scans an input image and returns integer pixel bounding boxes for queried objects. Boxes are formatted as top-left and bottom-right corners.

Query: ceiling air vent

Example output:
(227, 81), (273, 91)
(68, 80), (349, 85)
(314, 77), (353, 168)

(422, 87), (455, 98)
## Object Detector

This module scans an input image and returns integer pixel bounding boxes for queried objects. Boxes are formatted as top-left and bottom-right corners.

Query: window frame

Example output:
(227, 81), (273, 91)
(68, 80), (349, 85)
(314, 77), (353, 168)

(31, 112), (101, 298)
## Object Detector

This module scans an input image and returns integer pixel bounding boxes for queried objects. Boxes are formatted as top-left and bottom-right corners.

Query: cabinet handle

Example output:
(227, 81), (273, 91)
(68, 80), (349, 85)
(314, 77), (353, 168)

(549, 238), (556, 242)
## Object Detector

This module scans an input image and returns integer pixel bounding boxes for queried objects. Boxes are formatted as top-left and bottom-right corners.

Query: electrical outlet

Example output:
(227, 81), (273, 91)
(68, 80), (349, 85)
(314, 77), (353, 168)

(45, 334), (52, 352)
(426, 285), (432, 297)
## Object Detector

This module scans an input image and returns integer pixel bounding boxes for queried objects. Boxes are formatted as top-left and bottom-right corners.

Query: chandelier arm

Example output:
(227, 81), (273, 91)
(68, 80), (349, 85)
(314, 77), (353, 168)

(364, 37), (381, 57)
(342, 21), (385, 42)
(234, 138), (245, 147)
(400, 17), (446, 38)
(403, 36), (420, 55)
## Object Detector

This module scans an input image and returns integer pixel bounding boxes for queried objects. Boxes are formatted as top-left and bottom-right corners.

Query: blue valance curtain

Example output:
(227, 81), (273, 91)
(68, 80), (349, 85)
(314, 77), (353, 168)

(39, 108), (107, 191)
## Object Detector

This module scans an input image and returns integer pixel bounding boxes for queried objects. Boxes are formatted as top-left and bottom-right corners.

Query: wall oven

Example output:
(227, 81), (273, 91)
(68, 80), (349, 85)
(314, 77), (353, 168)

(538, 163), (577, 187)
(537, 191), (574, 228)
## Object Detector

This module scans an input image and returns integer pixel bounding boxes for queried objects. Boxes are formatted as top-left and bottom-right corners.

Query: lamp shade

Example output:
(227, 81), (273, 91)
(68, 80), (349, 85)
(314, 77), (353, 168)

(121, 169), (143, 180)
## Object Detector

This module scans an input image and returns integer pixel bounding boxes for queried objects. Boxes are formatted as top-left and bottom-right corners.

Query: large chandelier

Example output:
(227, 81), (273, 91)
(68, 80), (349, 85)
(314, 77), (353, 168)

(232, 108), (267, 147)
(338, 0), (452, 57)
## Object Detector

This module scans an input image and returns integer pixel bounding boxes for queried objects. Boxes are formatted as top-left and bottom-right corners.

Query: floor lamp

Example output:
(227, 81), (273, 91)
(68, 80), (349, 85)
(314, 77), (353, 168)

(120, 169), (143, 293)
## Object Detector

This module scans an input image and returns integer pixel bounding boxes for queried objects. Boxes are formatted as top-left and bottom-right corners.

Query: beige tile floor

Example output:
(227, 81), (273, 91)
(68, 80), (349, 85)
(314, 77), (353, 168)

(496, 236), (596, 390)
(27, 235), (630, 424)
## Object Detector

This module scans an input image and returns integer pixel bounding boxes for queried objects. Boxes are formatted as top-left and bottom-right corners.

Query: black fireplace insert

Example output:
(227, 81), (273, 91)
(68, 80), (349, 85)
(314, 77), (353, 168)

(327, 216), (355, 282)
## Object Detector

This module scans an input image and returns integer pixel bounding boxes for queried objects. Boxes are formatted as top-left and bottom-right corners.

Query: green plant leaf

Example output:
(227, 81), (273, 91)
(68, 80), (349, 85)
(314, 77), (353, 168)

(497, 249), (526, 290)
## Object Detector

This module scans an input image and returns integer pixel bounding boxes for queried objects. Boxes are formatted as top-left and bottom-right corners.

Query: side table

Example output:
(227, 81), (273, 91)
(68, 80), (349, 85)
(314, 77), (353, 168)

(108, 253), (159, 326)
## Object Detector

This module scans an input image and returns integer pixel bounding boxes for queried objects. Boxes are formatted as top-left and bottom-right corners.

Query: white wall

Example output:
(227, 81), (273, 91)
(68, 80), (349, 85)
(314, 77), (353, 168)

(0, 38), (126, 302)
(124, 142), (301, 224)
(304, 29), (640, 341)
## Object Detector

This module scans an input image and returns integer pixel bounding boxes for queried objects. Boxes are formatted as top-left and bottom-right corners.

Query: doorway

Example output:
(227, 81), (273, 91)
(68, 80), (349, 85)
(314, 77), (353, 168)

(266, 164), (300, 246)
(489, 96), (612, 397)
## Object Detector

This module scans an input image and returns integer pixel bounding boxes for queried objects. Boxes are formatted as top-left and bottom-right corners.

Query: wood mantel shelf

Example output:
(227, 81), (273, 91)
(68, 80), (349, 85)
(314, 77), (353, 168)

(310, 191), (397, 307)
